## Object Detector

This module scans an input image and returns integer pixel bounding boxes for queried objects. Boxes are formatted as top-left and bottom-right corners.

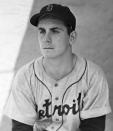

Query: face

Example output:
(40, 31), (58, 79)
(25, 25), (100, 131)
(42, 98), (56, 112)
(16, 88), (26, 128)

(37, 18), (72, 59)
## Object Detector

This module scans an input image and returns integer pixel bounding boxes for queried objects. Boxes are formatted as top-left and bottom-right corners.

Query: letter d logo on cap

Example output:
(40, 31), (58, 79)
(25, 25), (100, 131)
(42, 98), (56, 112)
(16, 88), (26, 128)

(46, 4), (53, 12)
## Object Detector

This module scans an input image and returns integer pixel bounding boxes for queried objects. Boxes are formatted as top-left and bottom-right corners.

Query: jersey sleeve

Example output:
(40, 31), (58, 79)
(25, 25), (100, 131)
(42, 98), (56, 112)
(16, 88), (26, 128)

(81, 63), (111, 120)
(4, 66), (37, 125)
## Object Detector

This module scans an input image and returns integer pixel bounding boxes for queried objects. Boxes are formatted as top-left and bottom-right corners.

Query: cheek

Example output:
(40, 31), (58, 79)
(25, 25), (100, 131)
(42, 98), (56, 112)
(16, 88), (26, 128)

(54, 35), (69, 47)
(38, 36), (43, 46)
(54, 35), (66, 43)
(59, 36), (69, 46)
(38, 35), (42, 42)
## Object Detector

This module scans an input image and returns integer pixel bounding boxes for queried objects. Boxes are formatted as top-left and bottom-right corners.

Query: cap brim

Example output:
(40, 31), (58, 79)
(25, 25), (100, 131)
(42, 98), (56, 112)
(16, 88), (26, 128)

(30, 13), (65, 27)
(30, 13), (41, 26)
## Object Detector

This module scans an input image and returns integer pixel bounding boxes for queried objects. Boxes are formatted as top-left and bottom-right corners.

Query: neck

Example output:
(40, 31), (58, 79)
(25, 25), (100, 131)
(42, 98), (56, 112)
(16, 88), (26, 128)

(42, 52), (76, 80)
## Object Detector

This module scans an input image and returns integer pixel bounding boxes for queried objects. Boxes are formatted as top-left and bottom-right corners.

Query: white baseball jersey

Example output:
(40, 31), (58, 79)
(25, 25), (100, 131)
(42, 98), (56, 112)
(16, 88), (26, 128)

(4, 54), (111, 131)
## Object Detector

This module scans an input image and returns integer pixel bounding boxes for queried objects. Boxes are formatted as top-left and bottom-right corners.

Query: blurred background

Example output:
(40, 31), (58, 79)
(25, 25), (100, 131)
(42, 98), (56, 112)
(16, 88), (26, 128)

(0, 0), (113, 130)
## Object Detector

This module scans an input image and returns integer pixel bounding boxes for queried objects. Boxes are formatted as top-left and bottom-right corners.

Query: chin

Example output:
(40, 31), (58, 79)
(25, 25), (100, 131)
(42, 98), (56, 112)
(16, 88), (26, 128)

(42, 51), (64, 59)
(42, 52), (55, 58)
(44, 55), (56, 59)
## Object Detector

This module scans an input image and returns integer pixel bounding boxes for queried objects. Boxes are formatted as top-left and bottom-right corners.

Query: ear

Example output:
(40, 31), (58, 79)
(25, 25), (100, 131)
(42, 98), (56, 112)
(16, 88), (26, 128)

(69, 31), (77, 45)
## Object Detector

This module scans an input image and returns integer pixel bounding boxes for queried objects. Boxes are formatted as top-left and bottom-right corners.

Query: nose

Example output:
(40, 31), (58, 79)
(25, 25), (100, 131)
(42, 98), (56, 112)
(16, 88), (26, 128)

(44, 32), (51, 43)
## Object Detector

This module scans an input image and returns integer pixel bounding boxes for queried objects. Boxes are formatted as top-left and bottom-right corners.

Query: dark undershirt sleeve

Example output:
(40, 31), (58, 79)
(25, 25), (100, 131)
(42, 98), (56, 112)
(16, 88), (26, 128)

(12, 115), (106, 131)
(79, 115), (106, 131)
(12, 119), (33, 131)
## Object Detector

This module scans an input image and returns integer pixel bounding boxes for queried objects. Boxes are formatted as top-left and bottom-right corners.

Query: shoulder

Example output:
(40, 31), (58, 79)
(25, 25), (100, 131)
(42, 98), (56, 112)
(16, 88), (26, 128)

(15, 57), (42, 77)
(86, 58), (106, 80)
(74, 54), (106, 79)
(84, 58), (108, 91)
(14, 59), (35, 79)
(13, 57), (43, 85)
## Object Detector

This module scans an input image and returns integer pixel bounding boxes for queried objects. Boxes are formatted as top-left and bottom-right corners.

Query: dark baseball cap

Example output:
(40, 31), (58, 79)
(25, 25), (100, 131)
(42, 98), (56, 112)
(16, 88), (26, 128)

(30, 4), (76, 31)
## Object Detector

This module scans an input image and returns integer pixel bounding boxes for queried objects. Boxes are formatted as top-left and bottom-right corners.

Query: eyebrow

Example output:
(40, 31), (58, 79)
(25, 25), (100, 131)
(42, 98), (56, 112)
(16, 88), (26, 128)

(38, 27), (64, 31)
(51, 27), (64, 31)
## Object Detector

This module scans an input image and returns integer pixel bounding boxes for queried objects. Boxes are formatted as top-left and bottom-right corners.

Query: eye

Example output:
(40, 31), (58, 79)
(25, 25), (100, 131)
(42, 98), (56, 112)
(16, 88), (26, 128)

(38, 28), (46, 34)
(51, 29), (60, 33)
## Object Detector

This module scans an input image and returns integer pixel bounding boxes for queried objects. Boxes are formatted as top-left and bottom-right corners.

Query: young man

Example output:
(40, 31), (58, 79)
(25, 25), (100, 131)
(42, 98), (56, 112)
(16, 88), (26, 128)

(4, 3), (111, 131)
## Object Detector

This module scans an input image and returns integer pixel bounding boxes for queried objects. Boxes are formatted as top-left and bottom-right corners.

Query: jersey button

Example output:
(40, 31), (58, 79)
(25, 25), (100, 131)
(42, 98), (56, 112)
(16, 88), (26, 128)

(51, 126), (54, 129)
(55, 97), (59, 100)
(54, 83), (58, 87)
(56, 118), (59, 121)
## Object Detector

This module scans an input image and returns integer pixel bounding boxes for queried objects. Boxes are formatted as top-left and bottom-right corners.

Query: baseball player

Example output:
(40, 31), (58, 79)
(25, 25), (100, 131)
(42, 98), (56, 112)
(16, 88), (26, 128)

(4, 3), (111, 131)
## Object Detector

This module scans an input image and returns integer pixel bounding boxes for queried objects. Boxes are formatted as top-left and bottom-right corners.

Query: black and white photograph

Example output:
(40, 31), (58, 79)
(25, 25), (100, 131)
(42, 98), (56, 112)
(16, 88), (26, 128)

(0, 0), (113, 131)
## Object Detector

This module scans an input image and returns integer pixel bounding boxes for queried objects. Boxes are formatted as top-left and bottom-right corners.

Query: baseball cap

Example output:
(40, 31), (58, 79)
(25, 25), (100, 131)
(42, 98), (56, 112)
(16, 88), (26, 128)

(30, 4), (76, 32)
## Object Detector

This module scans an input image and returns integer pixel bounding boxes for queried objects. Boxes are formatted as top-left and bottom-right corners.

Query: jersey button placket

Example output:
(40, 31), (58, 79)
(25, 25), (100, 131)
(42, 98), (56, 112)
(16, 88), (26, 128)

(52, 82), (62, 123)
(54, 83), (59, 102)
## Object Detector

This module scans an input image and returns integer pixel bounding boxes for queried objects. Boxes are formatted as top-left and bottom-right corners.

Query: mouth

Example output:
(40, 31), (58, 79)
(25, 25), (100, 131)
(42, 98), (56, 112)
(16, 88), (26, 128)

(43, 48), (54, 49)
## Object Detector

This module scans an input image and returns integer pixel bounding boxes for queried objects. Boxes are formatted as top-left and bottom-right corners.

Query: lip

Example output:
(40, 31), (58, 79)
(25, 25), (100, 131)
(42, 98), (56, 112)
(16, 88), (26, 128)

(43, 47), (54, 49)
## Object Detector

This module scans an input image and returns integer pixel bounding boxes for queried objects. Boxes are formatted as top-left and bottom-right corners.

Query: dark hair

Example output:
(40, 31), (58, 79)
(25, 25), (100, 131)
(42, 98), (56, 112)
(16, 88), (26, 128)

(65, 24), (74, 35)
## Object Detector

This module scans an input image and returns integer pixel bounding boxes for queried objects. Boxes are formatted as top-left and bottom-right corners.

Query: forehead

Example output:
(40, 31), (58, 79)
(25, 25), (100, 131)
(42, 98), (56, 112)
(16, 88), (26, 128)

(38, 18), (66, 28)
